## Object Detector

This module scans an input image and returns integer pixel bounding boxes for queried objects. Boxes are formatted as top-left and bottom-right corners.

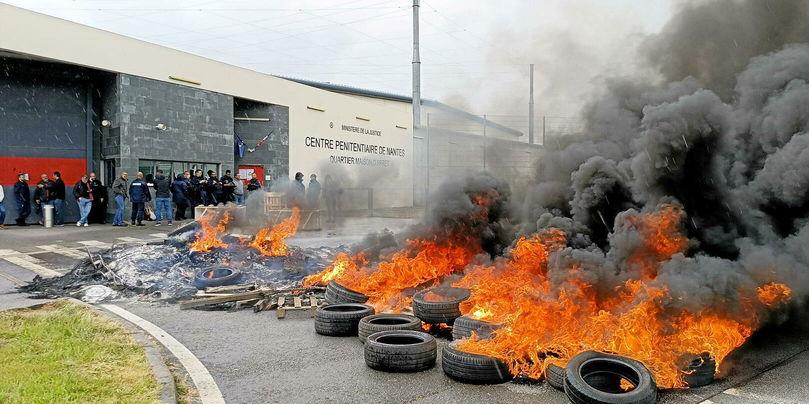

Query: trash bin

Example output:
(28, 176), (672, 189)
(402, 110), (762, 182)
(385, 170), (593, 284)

(43, 204), (54, 228)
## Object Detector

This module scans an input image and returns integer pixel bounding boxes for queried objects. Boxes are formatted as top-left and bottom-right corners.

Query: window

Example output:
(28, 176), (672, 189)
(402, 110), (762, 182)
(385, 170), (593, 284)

(138, 160), (218, 183)
(103, 159), (116, 187)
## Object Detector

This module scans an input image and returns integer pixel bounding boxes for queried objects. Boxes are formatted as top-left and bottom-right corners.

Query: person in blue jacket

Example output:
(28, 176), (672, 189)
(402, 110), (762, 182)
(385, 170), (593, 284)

(172, 172), (190, 221)
(128, 172), (151, 226)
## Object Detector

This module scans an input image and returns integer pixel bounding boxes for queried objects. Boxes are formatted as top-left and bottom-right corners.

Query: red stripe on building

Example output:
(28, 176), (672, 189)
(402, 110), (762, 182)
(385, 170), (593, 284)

(0, 157), (87, 186)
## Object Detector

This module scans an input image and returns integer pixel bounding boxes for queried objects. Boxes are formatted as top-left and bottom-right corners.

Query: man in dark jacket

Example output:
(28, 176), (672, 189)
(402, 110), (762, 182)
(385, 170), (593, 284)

(33, 173), (51, 225)
(13, 173), (31, 226)
(205, 170), (220, 206)
(220, 169), (235, 203)
(172, 173), (190, 221)
(288, 172), (306, 207)
(306, 174), (321, 209)
(88, 172), (107, 224)
(152, 169), (173, 226)
(51, 171), (66, 225)
(73, 174), (93, 227)
(192, 169), (206, 207)
(128, 172), (150, 226)
(111, 172), (128, 226)
(247, 172), (262, 195)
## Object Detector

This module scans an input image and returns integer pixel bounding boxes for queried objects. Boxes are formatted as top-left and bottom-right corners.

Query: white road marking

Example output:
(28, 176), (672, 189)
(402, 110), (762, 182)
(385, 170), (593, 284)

(149, 233), (168, 238)
(116, 237), (143, 242)
(36, 244), (87, 259)
(77, 240), (112, 248)
(720, 388), (788, 403)
(0, 249), (21, 257)
(101, 304), (225, 404)
(2, 255), (62, 278)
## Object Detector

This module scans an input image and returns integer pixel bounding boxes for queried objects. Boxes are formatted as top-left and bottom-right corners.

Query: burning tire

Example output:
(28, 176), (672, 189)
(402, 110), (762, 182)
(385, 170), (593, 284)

(364, 330), (437, 372)
(451, 315), (502, 340)
(358, 314), (422, 343)
(564, 351), (657, 404)
(441, 343), (512, 384)
(314, 303), (374, 336)
(545, 363), (566, 391)
(193, 268), (242, 289)
(325, 281), (369, 304)
(412, 287), (470, 325)
(679, 352), (715, 388)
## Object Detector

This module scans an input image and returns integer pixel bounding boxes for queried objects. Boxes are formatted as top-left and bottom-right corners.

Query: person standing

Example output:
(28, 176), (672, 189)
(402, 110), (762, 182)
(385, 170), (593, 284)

(288, 172), (306, 207)
(33, 173), (51, 225)
(322, 175), (341, 223)
(73, 174), (93, 227)
(233, 173), (245, 205)
(152, 169), (173, 226)
(0, 185), (6, 229)
(128, 172), (150, 226)
(205, 170), (220, 206)
(88, 172), (107, 224)
(172, 173), (190, 221)
(111, 172), (129, 226)
(247, 172), (262, 196)
(306, 174), (321, 209)
(51, 171), (66, 226)
(220, 169), (235, 203)
(13, 173), (31, 226)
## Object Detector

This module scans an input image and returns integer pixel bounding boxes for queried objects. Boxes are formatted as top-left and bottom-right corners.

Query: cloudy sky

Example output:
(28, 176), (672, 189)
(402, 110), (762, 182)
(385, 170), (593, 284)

(6, 0), (676, 122)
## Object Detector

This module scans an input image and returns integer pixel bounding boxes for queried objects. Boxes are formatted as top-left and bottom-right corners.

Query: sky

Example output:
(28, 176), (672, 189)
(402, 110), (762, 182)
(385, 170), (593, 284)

(5, 0), (676, 122)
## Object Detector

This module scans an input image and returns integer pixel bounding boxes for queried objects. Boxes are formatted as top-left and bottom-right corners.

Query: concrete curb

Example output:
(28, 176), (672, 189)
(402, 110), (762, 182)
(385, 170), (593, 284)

(0, 298), (178, 403)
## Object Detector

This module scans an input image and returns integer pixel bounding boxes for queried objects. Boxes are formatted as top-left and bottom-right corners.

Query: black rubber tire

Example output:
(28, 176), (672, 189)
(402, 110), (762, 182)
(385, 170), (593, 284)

(325, 281), (369, 304)
(314, 303), (375, 336)
(358, 314), (422, 343)
(451, 316), (502, 340)
(412, 287), (470, 324)
(681, 353), (715, 388)
(192, 268), (242, 289)
(564, 351), (657, 404)
(364, 330), (437, 372)
(546, 363), (566, 391)
(441, 344), (512, 384)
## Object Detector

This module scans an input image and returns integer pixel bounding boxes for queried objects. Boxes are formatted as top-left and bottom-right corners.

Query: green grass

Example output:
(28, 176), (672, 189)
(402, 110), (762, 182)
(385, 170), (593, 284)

(0, 300), (160, 404)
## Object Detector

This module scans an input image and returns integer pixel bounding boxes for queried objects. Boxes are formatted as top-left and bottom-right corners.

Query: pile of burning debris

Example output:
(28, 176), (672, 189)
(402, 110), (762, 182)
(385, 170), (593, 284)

(22, 207), (343, 310)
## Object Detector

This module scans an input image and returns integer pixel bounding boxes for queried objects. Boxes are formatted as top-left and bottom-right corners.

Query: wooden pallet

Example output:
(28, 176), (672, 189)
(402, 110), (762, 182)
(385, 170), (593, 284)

(276, 295), (319, 319)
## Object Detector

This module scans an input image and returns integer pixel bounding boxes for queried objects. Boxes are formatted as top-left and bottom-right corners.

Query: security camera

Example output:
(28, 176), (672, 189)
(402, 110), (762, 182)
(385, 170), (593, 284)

(155, 123), (167, 131)
(101, 119), (111, 127)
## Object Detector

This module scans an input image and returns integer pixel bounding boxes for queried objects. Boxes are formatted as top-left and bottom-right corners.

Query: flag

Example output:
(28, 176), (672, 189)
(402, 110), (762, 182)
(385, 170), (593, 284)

(234, 134), (246, 157)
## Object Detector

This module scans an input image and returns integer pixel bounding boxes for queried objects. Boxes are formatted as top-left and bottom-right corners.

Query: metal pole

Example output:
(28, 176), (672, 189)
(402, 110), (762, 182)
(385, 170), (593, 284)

(425, 113), (430, 214)
(412, 0), (421, 130)
(482, 114), (487, 171)
(528, 64), (535, 145)
(542, 115), (546, 146)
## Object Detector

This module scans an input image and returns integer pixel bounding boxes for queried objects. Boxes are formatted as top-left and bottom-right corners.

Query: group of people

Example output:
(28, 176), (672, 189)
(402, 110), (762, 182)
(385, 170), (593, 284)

(110, 169), (266, 226)
(3, 172), (107, 229)
(1, 168), (342, 229)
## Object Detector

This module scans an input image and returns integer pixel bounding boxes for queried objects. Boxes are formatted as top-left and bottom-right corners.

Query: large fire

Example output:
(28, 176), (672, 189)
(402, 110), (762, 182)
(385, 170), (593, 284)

(454, 205), (791, 388)
(304, 236), (481, 311)
(190, 212), (232, 252)
(250, 207), (301, 256)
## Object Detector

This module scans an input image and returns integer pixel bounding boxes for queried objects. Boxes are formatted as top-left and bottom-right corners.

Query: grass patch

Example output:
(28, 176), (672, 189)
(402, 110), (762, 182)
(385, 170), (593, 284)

(0, 300), (160, 403)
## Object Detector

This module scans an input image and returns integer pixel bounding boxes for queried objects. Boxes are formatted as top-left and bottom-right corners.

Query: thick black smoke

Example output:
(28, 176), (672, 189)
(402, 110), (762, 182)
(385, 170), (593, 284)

(521, 11), (809, 320)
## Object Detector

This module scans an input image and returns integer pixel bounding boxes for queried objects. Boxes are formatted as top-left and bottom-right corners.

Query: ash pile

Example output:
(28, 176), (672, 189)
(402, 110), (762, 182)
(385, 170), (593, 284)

(20, 212), (344, 302)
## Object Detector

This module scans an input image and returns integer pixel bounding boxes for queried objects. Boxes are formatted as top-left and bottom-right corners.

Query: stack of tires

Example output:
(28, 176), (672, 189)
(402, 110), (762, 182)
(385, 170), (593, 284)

(412, 287), (470, 325)
(451, 315), (502, 340)
(358, 314), (422, 343)
(325, 281), (368, 304)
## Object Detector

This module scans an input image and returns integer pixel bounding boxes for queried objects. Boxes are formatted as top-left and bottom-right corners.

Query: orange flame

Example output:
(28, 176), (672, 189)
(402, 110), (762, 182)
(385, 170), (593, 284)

(304, 236), (481, 311)
(250, 207), (301, 256)
(453, 205), (779, 389)
(190, 212), (231, 252)
(757, 282), (791, 307)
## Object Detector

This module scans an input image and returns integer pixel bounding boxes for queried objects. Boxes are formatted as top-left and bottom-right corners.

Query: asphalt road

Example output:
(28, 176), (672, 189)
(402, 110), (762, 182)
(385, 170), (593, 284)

(2, 219), (809, 403)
